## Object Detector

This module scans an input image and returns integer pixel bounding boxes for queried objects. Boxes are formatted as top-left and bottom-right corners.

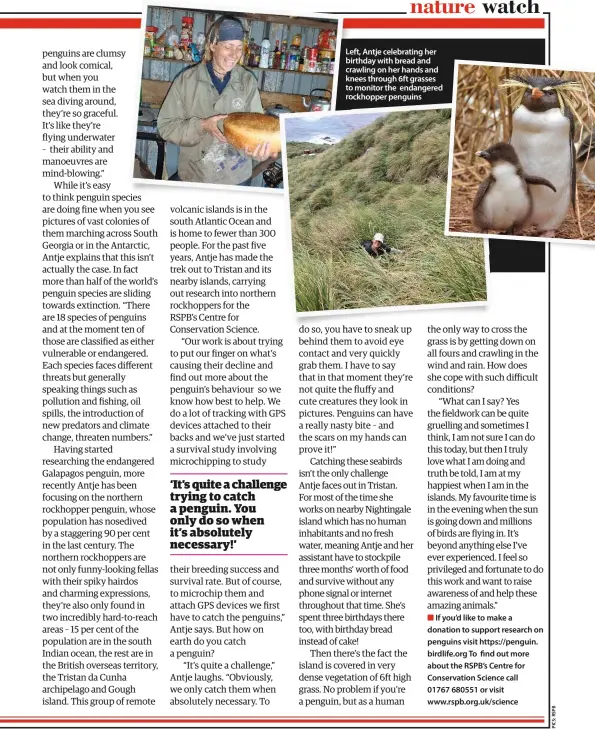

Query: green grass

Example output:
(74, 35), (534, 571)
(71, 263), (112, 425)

(287, 109), (486, 312)
(285, 142), (328, 159)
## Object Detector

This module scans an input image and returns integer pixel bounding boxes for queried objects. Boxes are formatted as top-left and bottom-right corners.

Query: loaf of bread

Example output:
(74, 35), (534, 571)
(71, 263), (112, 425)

(223, 113), (281, 156)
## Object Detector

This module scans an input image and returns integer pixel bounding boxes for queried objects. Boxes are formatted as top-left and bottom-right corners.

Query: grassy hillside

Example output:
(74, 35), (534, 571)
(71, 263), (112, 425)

(285, 142), (328, 159)
(287, 109), (486, 312)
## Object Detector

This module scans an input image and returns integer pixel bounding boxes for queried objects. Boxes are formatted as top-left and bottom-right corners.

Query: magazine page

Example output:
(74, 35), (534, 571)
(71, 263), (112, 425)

(1, 1), (591, 727)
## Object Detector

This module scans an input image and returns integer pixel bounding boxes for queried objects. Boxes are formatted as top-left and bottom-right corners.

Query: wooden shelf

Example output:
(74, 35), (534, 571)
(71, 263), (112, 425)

(147, 8), (338, 31)
(241, 13), (338, 30)
(143, 56), (196, 64)
(143, 56), (333, 76)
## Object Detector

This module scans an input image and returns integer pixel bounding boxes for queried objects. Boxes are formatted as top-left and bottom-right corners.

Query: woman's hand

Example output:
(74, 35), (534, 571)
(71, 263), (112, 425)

(201, 114), (228, 143)
(246, 141), (277, 162)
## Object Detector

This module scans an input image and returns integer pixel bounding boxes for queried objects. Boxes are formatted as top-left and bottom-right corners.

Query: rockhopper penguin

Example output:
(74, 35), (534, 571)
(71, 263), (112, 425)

(473, 142), (556, 234)
(502, 75), (580, 236)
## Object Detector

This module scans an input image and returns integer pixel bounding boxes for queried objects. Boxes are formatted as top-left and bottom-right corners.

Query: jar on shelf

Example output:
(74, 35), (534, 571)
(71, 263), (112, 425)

(292, 33), (302, 47)
(318, 48), (334, 74)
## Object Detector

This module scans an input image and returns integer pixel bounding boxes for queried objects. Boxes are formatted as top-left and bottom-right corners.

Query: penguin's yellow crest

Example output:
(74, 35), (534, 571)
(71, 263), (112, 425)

(499, 77), (584, 115)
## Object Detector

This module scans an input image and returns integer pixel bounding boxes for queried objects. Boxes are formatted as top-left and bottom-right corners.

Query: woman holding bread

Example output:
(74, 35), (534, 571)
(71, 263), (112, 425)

(157, 15), (276, 186)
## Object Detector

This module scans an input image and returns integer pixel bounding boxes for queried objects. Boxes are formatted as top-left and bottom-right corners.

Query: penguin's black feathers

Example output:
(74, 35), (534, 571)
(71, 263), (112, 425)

(564, 105), (577, 211)
(524, 175), (557, 193)
(472, 177), (494, 212)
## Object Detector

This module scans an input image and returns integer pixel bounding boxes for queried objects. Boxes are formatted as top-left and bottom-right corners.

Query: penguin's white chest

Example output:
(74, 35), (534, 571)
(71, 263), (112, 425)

(511, 106), (572, 230)
(482, 162), (530, 229)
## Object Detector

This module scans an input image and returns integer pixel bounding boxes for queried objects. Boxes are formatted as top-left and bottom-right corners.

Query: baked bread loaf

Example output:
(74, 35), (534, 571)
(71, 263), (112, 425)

(223, 113), (281, 155)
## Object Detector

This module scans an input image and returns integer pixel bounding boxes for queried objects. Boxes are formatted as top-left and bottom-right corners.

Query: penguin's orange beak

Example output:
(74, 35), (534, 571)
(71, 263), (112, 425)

(531, 87), (544, 99)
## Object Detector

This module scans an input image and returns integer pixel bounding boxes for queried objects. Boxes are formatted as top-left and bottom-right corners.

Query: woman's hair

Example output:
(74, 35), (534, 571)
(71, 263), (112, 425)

(203, 15), (245, 62)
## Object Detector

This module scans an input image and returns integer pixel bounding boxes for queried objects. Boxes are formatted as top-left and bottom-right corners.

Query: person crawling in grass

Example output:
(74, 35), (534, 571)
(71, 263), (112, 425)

(360, 233), (402, 258)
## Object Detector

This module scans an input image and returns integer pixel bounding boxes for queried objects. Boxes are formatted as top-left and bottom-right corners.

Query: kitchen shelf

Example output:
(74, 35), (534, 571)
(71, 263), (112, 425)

(143, 56), (333, 76)
(144, 56), (199, 63)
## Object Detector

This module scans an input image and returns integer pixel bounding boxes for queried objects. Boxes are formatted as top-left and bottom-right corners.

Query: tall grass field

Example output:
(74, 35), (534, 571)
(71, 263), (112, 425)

(286, 109), (487, 312)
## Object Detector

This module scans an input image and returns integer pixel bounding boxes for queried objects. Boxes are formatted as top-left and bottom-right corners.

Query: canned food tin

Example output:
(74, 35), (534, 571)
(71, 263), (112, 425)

(180, 16), (194, 47)
(145, 26), (158, 50)
(317, 30), (330, 49)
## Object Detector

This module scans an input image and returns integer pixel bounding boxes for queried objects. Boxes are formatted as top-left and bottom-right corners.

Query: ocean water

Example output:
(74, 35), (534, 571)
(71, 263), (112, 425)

(284, 111), (391, 145)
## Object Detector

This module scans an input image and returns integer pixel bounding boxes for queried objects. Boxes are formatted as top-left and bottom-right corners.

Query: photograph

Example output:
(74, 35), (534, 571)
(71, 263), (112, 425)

(282, 107), (487, 313)
(447, 61), (595, 242)
(134, 5), (341, 191)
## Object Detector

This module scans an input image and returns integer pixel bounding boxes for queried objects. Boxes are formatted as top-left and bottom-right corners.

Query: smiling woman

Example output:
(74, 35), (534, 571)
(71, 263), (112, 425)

(157, 15), (275, 186)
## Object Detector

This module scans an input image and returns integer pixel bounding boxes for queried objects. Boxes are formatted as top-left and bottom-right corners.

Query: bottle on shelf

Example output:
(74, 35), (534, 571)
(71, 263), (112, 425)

(308, 46), (319, 73)
(260, 39), (270, 68)
(301, 47), (309, 73)
(279, 40), (287, 71)
(273, 40), (281, 69)
(241, 32), (250, 66)
(287, 46), (298, 71)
